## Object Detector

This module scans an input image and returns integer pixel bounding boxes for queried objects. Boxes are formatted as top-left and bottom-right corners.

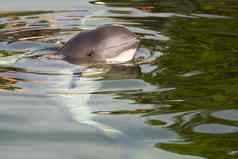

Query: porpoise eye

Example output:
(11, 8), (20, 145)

(87, 51), (94, 57)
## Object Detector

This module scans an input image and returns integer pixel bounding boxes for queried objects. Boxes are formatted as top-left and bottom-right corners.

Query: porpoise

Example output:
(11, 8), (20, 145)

(60, 25), (139, 64)
(57, 25), (140, 137)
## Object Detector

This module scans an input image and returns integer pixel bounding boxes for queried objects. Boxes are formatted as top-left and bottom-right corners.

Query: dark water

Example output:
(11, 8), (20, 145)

(0, 0), (238, 159)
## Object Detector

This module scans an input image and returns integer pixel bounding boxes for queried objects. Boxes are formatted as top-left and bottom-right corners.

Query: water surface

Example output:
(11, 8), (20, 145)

(0, 0), (238, 159)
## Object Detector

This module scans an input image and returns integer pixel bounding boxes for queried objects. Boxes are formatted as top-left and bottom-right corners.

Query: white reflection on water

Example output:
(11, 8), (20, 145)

(211, 109), (238, 121)
(0, 0), (96, 11)
(193, 123), (238, 134)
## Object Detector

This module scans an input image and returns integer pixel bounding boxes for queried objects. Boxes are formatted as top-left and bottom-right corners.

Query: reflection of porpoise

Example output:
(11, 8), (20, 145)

(56, 25), (140, 138)
(60, 25), (139, 64)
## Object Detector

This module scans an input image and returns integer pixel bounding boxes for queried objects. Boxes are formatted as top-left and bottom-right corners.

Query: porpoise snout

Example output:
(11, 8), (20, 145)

(60, 25), (139, 64)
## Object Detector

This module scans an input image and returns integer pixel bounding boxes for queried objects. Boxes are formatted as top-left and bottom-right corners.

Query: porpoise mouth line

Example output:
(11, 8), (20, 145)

(103, 37), (139, 50)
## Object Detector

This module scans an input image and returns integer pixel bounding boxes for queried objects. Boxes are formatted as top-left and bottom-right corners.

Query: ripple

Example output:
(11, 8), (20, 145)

(193, 124), (238, 134)
(228, 150), (238, 156)
(0, 1), (237, 159)
(191, 14), (232, 19)
(211, 109), (238, 121)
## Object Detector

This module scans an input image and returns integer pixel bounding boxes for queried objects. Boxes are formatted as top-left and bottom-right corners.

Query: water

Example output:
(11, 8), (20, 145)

(0, 0), (238, 159)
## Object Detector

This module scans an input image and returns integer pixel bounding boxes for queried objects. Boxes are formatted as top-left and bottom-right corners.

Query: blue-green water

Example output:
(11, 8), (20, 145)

(0, 0), (237, 159)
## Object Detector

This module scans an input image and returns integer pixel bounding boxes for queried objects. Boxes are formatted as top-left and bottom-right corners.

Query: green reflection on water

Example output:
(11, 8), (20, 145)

(0, 50), (22, 57)
(98, 0), (238, 158)
(0, 11), (53, 17)
(0, 24), (6, 30)
(142, 17), (238, 112)
(96, 0), (238, 16)
(0, 50), (25, 91)
(152, 17), (238, 159)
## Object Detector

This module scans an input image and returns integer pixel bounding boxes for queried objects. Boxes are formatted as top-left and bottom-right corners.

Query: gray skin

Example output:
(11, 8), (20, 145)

(60, 25), (139, 64)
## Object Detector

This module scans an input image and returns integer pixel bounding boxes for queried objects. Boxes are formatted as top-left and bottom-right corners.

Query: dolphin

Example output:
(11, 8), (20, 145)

(60, 25), (139, 64)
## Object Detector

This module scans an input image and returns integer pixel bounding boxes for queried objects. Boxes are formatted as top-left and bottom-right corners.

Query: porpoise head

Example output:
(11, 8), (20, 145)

(60, 25), (139, 64)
